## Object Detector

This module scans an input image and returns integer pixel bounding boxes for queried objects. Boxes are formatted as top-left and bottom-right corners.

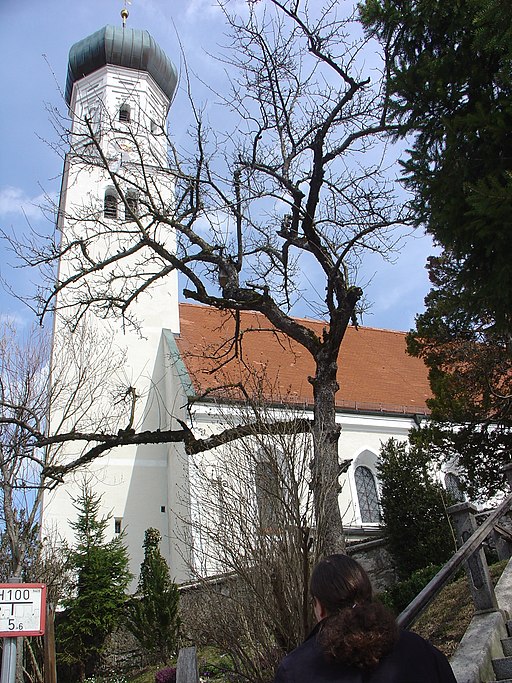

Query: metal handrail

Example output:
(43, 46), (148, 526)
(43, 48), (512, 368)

(398, 491), (512, 629)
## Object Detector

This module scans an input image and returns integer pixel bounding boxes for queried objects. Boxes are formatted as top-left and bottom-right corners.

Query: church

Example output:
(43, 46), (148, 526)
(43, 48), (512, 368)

(42, 16), (434, 585)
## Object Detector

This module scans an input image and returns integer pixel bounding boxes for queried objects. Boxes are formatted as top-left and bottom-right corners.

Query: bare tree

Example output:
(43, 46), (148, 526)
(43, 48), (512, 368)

(6, 1), (405, 553)
(0, 322), (74, 683)
(0, 322), (51, 579)
(0, 319), (134, 569)
(180, 387), (320, 682)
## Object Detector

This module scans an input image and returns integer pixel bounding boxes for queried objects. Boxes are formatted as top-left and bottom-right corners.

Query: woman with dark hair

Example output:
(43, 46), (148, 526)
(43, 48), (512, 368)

(273, 555), (456, 683)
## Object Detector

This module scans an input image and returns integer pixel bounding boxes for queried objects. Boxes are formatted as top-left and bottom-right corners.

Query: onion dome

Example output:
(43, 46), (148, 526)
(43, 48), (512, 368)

(65, 25), (178, 105)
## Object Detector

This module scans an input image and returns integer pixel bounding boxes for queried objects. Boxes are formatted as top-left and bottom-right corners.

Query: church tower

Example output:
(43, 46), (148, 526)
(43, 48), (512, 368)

(42, 17), (190, 583)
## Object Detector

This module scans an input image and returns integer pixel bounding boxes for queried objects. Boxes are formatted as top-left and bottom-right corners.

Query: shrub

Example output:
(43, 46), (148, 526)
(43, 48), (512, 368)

(155, 666), (177, 683)
(378, 438), (456, 578)
(126, 528), (180, 665)
(382, 564), (442, 614)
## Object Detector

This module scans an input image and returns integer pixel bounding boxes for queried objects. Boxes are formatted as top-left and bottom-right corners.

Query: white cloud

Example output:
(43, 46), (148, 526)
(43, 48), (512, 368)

(184, 0), (228, 20)
(0, 186), (47, 220)
(0, 312), (31, 329)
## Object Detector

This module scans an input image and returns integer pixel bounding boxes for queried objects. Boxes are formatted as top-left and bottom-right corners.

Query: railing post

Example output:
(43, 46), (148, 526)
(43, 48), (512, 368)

(448, 502), (498, 613)
(503, 464), (512, 490)
(491, 526), (512, 561)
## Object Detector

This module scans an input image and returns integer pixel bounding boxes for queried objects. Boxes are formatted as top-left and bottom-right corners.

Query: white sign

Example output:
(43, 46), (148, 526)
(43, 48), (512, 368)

(0, 584), (46, 637)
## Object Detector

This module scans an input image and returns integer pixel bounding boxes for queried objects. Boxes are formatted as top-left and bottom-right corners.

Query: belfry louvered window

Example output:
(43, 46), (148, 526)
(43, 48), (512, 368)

(355, 466), (381, 523)
(119, 104), (131, 123)
(104, 190), (118, 219)
(125, 192), (138, 220)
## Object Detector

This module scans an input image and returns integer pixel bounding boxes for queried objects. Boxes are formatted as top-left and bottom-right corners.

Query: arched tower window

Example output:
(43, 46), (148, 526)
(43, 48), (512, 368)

(104, 189), (118, 219)
(355, 465), (381, 523)
(125, 192), (138, 221)
(119, 104), (131, 123)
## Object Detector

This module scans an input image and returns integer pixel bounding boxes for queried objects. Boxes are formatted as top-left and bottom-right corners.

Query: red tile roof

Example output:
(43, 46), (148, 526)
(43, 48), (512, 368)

(175, 303), (431, 415)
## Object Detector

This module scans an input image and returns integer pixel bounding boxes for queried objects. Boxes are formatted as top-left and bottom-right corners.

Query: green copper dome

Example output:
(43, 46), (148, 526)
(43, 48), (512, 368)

(65, 25), (178, 105)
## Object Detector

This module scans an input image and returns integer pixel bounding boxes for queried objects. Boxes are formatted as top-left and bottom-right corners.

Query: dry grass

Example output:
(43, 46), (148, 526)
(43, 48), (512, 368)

(411, 560), (507, 657)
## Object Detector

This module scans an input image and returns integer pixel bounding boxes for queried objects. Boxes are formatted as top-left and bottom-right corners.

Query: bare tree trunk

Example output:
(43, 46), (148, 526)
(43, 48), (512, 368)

(311, 359), (344, 556)
(26, 639), (44, 683)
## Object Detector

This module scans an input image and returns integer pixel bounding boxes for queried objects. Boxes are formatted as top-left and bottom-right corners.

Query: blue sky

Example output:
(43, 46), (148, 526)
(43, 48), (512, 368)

(0, 0), (435, 333)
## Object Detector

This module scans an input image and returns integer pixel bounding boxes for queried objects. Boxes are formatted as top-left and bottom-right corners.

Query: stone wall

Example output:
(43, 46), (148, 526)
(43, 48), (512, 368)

(347, 537), (397, 592)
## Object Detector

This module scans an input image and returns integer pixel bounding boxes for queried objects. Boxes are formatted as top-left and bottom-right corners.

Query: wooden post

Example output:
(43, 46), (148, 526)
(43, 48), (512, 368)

(176, 646), (199, 683)
(448, 502), (498, 613)
(43, 603), (57, 683)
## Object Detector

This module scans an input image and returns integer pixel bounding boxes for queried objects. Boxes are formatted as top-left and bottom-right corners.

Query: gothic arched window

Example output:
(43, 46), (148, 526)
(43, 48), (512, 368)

(355, 465), (381, 523)
(104, 190), (118, 219)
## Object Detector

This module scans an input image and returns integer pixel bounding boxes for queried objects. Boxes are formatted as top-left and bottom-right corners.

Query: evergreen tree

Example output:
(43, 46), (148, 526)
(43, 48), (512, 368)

(57, 484), (131, 681)
(126, 527), (180, 665)
(360, 0), (512, 325)
(378, 438), (456, 578)
(406, 252), (512, 499)
(360, 0), (512, 496)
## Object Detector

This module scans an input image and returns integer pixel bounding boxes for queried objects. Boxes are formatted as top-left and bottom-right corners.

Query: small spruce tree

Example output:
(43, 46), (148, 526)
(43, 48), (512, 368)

(126, 527), (180, 664)
(57, 483), (131, 681)
(378, 438), (456, 579)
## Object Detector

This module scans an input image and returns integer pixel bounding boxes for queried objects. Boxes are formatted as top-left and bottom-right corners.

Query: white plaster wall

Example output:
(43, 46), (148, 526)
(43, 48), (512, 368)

(338, 413), (416, 529)
(69, 65), (170, 168)
(162, 331), (196, 583)
(43, 333), (177, 588)
(181, 402), (417, 576)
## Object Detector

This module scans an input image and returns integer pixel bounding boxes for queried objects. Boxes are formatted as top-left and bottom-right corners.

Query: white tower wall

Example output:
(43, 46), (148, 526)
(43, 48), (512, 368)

(42, 46), (187, 584)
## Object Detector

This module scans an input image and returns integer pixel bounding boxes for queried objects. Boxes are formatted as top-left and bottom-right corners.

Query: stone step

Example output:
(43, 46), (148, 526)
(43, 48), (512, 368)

(493, 657), (512, 680)
(503, 637), (512, 657)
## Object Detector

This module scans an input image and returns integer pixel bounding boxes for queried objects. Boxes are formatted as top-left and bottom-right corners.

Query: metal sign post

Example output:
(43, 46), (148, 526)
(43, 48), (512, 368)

(0, 582), (46, 683)
(0, 635), (16, 683)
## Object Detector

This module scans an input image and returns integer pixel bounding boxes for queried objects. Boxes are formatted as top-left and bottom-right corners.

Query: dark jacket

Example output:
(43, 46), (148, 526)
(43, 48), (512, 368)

(272, 623), (457, 683)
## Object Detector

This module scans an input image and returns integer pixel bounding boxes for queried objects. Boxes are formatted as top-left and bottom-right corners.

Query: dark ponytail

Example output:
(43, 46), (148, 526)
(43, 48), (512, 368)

(310, 555), (398, 669)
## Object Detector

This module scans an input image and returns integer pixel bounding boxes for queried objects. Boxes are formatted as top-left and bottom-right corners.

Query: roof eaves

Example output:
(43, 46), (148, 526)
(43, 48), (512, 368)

(185, 392), (429, 419)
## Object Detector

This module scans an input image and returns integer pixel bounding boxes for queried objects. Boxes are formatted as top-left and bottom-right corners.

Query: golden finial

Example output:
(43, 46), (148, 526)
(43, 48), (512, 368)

(121, 0), (131, 27)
